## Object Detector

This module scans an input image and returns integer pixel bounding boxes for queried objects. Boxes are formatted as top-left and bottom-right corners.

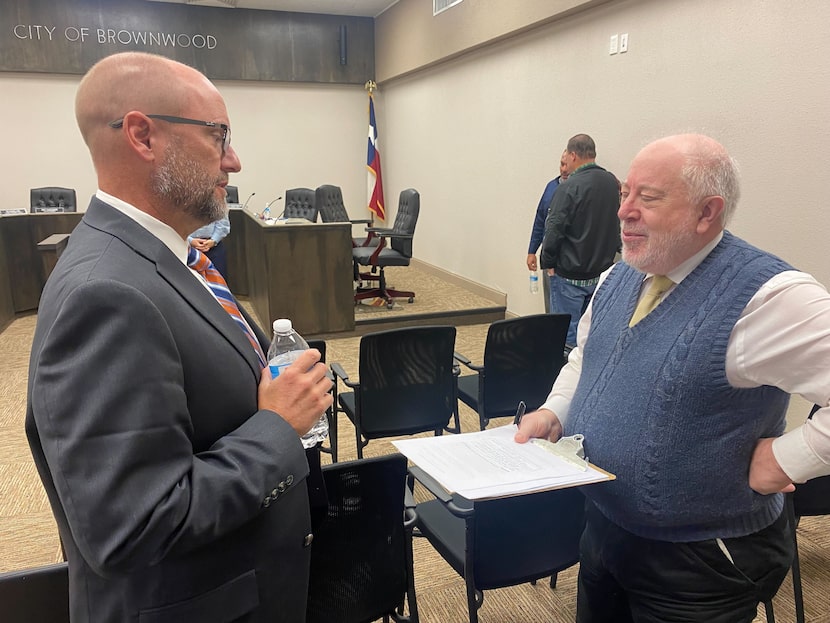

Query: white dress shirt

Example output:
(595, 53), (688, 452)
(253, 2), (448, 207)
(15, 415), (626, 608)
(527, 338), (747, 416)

(96, 190), (260, 339)
(542, 231), (830, 483)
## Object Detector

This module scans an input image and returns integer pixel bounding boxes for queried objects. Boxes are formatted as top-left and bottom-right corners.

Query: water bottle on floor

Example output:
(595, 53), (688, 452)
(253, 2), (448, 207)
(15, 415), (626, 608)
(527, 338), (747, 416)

(529, 270), (540, 294)
(267, 318), (329, 448)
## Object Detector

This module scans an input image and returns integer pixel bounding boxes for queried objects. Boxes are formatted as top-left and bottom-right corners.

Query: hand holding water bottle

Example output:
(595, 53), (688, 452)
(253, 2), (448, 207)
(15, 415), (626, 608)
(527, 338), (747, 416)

(257, 320), (331, 443)
(264, 319), (331, 447)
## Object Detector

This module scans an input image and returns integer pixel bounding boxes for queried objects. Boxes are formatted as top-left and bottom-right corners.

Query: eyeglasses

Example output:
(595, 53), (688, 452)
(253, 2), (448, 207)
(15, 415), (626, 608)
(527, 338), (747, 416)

(109, 114), (231, 154)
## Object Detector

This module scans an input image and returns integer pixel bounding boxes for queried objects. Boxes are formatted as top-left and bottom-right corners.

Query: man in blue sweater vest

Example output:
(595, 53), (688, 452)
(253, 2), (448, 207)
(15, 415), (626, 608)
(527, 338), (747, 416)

(516, 134), (830, 622)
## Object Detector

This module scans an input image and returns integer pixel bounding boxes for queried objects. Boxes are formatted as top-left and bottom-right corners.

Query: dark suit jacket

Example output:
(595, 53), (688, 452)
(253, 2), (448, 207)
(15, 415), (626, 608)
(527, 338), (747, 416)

(26, 198), (313, 622)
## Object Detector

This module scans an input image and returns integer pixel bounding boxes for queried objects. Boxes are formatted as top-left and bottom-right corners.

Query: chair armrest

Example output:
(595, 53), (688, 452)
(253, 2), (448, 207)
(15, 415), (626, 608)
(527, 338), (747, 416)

(350, 218), (373, 225)
(409, 466), (474, 517)
(453, 351), (484, 372)
(365, 227), (394, 235)
(403, 486), (418, 529)
(330, 362), (359, 389)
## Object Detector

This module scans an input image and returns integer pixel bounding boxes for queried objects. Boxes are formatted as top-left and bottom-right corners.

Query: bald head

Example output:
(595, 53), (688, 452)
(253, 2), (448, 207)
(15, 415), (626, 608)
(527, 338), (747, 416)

(641, 134), (740, 226)
(75, 52), (240, 237)
(75, 52), (217, 158)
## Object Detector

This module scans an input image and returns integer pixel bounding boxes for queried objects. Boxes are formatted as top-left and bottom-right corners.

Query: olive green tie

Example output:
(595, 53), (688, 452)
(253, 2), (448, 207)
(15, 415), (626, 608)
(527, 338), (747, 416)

(629, 275), (674, 327)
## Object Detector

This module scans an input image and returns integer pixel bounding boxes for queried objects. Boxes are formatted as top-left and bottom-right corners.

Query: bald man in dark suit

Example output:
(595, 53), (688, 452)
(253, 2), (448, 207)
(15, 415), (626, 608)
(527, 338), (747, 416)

(26, 52), (331, 622)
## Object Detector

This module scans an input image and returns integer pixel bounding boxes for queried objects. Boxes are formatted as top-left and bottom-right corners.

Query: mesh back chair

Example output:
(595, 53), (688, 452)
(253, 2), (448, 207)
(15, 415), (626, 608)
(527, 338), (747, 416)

(306, 338), (336, 460)
(225, 185), (239, 204)
(786, 404), (830, 623)
(284, 187), (318, 222)
(411, 466), (585, 623)
(455, 314), (570, 430)
(0, 562), (70, 623)
(30, 187), (77, 213)
(315, 184), (376, 246)
(306, 454), (418, 623)
(330, 325), (460, 461)
(353, 189), (419, 310)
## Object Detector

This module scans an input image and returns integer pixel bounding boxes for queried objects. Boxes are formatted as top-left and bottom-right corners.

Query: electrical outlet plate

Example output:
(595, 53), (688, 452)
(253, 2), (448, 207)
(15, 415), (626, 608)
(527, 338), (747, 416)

(620, 33), (629, 53)
(609, 34), (618, 55)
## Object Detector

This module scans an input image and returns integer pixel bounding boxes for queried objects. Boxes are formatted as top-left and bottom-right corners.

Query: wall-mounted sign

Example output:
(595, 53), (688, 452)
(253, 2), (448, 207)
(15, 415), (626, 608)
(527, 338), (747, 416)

(0, 0), (374, 84)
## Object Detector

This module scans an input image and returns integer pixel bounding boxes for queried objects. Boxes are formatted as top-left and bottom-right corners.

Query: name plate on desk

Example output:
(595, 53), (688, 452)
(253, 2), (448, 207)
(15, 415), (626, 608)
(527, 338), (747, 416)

(0, 208), (27, 216)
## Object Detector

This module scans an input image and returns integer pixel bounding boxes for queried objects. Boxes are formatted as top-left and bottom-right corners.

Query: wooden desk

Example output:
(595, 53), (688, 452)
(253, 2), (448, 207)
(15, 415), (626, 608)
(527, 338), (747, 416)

(0, 209), (355, 337)
(0, 212), (83, 328)
(226, 209), (355, 336)
(37, 233), (71, 278)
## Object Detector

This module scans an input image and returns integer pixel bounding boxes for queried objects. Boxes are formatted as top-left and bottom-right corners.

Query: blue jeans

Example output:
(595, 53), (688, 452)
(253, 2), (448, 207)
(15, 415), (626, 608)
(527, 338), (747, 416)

(549, 274), (596, 347)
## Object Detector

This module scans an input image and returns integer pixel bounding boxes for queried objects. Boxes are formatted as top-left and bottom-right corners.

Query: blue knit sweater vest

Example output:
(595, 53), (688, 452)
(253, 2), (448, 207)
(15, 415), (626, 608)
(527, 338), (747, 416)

(565, 232), (793, 541)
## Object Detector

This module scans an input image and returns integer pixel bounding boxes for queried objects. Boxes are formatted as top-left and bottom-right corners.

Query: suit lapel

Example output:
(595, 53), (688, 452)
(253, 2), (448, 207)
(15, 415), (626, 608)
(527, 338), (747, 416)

(83, 199), (263, 377)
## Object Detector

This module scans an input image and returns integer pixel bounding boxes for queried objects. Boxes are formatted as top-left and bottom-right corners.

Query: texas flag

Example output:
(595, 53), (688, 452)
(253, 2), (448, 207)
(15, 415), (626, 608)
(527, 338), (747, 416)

(366, 93), (386, 221)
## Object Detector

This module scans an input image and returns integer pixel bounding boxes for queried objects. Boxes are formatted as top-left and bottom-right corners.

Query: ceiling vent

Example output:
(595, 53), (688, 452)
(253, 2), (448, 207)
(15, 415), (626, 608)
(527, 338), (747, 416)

(433, 0), (462, 16)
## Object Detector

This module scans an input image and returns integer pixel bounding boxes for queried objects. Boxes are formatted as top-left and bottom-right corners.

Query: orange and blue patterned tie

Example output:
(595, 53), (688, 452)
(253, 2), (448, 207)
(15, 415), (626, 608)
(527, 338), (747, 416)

(187, 246), (267, 368)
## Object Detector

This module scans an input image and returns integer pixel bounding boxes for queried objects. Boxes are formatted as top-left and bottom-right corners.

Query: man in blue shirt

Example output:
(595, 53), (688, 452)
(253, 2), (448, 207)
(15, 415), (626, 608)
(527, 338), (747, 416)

(526, 149), (569, 312)
(189, 214), (230, 278)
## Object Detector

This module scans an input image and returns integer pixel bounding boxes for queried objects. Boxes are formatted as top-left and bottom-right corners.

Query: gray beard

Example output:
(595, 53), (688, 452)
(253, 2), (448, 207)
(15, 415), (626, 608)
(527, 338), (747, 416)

(151, 139), (226, 226)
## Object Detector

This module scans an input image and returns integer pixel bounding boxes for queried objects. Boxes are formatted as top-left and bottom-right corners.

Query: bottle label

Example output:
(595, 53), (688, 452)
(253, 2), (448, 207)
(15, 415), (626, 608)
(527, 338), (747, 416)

(269, 361), (291, 378)
(268, 349), (303, 378)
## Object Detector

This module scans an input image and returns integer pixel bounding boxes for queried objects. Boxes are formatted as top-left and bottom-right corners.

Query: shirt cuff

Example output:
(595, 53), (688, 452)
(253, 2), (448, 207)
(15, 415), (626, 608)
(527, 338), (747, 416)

(540, 395), (570, 428)
(773, 426), (830, 483)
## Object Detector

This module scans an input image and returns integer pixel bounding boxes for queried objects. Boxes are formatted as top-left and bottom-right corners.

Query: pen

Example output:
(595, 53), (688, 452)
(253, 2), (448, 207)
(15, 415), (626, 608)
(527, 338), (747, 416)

(513, 400), (526, 426)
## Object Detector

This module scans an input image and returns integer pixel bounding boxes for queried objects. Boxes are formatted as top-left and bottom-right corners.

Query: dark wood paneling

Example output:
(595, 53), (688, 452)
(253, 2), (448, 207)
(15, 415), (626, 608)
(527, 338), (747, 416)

(240, 211), (354, 336)
(0, 229), (14, 330)
(0, 0), (374, 84)
(0, 213), (83, 312)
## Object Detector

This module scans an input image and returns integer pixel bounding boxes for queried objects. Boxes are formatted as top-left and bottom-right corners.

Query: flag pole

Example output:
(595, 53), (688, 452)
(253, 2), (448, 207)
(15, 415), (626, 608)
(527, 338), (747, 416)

(365, 79), (386, 222)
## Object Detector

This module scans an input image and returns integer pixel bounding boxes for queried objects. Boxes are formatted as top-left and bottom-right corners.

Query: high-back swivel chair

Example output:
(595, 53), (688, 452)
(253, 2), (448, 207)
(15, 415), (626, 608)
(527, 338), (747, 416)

(352, 189), (419, 309)
(315, 184), (376, 247)
(283, 187), (318, 222)
(30, 187), (77, 213)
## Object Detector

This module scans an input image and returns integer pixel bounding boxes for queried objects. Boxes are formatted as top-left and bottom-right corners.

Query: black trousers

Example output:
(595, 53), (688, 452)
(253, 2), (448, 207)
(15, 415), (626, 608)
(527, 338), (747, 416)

(577, 501), (793, 623)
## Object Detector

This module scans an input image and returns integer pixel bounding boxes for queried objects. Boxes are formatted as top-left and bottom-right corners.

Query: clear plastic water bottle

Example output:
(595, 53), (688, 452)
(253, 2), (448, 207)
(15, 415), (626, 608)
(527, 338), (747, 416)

(529, 270), (540, 294)
(267, 318), (329, 448)
(262, 204), (271, 220)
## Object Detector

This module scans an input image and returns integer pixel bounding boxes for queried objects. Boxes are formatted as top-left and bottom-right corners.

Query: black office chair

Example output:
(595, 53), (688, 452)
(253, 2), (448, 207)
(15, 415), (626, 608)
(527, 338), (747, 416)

(30, 187), (77, 213)
(352, 189), (419, 310)
(786, 404), (830, 623)
(284, 188), (318, 222)
(455, 314), (570, 430)
(411, 466), (585, 623)
(225, 185), (239, 204)
(330, 325), (460, 460)
(306, 453), (419, 623)
(306, 338), (336, 461)
(315, 184), (376, 247)
(0, 562), (70, 623)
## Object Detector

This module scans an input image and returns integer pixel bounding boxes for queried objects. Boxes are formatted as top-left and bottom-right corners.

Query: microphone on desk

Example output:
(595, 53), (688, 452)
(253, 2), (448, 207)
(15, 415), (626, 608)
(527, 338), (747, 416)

(240, 192), (255, 210)
(264, 196), (283, 211)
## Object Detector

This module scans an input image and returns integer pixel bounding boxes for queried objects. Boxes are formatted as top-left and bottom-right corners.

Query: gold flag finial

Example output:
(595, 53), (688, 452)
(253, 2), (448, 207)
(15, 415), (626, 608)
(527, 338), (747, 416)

(364, 80), (377, 94)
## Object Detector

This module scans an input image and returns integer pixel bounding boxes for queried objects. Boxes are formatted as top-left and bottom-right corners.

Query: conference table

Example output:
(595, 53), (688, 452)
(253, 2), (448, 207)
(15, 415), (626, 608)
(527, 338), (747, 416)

(0, 208), (356, 336)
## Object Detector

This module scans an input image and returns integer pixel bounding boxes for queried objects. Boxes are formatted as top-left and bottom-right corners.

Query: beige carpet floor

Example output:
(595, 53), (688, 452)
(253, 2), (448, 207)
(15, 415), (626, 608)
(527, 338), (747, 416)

(3, 266), (830, 621)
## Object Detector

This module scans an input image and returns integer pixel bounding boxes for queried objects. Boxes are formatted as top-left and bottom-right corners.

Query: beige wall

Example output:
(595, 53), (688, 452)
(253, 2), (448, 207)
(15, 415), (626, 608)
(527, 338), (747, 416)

(375, 0), (613, 82)
(1, 74), (370, 219)
(3, 0), (829, 332)
(375, 0), (830, 322)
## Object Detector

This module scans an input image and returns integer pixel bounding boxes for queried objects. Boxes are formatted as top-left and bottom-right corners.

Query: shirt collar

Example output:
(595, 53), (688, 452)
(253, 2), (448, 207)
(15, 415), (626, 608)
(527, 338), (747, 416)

(658, 231), (724, 284)
(96, 190), (190, 266)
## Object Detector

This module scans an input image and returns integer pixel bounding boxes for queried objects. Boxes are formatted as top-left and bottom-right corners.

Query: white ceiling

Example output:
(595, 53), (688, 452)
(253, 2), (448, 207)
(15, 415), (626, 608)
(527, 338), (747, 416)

(145, 0), (399, 18)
